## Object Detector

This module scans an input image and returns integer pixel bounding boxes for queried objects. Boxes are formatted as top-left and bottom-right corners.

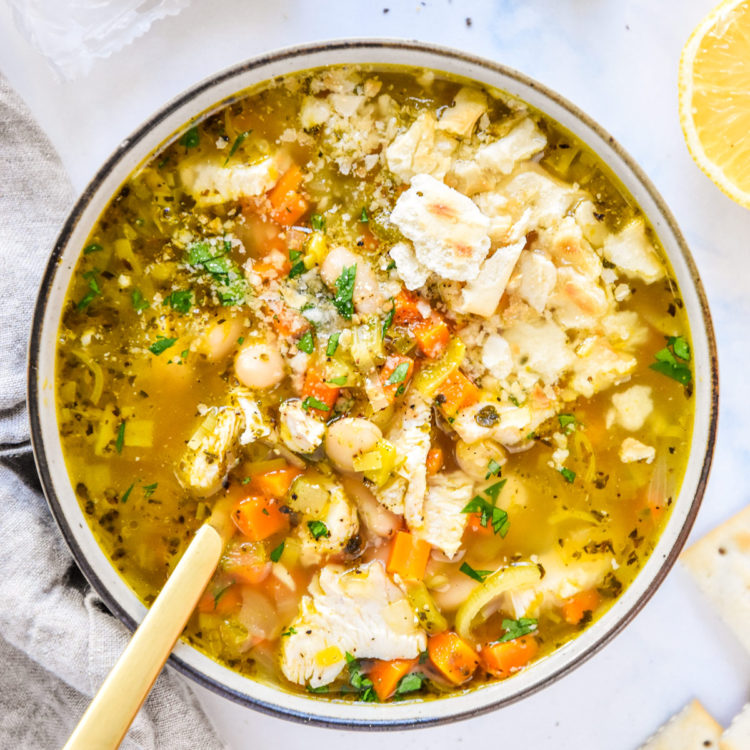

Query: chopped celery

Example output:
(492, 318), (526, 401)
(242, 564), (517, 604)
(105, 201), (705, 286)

(405, 580), (448, 634)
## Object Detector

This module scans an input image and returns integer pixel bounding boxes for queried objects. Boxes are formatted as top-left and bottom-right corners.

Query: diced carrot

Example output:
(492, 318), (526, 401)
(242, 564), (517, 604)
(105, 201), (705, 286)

(231, 495), (288, 541)
(467, 511), (493, 536)
(270, 191), (308, 226)
(479, 635), (538, 679)
(428, 631), (479, 685)
(561, 589), (600, 625)
(269, 165), (304, 207)
(269, 165), (308, 226)
(379, 355), (414, 403)
(394, 289), (424, 326)
(302, 369), (340, 418)
(386, 531), (431, 581)
(413, 316), (450, 358)
(198, 583), (243, 615)
(426, 447), (443, 476)
(265, 298), (310, 338)
(369, 658), (418, 701)
(435, 371), (480, 419)
(253, 249), (291, 280)
(249, 466), (304, 499)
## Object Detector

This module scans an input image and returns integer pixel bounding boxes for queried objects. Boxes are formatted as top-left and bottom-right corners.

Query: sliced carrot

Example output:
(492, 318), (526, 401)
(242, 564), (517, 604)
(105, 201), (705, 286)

(413, 316), (450, 358)
(249, 466), (304, 499)
(435, 370), (480, 419)
(426, 447), (444, 476)
(386, 531), (431, 581)
(379, 355), (414, 403)
(369, 658), (418, 701)
(479, 635), (538, 679)
(198, 583), (243, 615)
(231, 495), (288, 541)
(561, 589), (600, 625)
(428, 631), (479, 685)
(269, 165), (308, 226)
(302, 369), (340, 418)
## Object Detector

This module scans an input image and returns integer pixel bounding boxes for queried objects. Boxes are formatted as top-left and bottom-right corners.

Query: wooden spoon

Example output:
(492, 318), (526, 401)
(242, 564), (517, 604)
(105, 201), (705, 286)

(63, 501), (234, 750)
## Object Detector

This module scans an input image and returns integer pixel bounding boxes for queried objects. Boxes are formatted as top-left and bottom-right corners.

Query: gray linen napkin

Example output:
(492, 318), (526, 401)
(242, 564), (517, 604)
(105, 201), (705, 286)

(0, 75), (225, 749)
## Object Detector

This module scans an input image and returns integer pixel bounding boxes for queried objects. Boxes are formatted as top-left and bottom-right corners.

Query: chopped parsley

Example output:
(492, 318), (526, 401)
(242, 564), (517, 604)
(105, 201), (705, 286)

(359, 206), (369, 223)
(333, 264), (357, 320)
(163, 289), (192, 314)
(310, 213), (326, 232)
(76, 270), (101, 310)
(650, 335), (692, 385)
(302, 396), (329, 412)
(460, 562), (493, 583)
(498, 617), (538, 642)
(288, 260), (306, 278)
(143, 482), (158, 499)
(270, 541), (285, 563)
(326, 332), (340, 356)
(281, 626), (297, 637)
(485, 458), (502, 479)
(131, 289), (149, 311)
(327, 375), (347, 386)
(223, 130), (251, 166)
(185, 240), (248, 306)
(297, 330), (315, 354)
(484, 479), (506, 503)
(395, 671), (424, 696)
(462, 495), (510, 537)
(558, 414), (576, 432)
(179, 125), (200, 149)
(83, 243), (102, 255)
(559, 467), (576, 484)
(307, 520), (330, 540)
(120, 483), (134, 504)
(115, 421), (126, 454)
(345, 652), (377, 702)
(306, 684), (329, 694)
(382, 301), (395, 339)
(386, 362), (410, 385)
(149, 336), (177, 356)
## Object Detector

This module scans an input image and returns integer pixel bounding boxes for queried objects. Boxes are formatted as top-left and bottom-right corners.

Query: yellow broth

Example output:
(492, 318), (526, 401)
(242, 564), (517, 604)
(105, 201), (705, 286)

(56, 65), (693, 701)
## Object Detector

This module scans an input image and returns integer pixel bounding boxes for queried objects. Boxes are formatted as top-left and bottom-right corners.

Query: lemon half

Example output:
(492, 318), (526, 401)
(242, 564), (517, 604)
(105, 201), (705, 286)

(679, 0), (750, 207)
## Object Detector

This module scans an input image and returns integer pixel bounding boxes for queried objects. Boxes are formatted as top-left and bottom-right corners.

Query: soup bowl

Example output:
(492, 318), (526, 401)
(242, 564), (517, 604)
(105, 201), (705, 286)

(28, 40), (718, 728)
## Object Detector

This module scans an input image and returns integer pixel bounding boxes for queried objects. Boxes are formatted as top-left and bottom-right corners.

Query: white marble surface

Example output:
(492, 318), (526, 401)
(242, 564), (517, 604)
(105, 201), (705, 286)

(2, 0), (749, 747)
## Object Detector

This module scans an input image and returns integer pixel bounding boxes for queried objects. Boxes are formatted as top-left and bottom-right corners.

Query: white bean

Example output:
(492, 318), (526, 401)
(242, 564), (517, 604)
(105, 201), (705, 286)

(455, 438), (507, 481)
(325, 417), (382, 471)
(201, 317), (245, 362)
(235, 341), (285, 389)
(341, 476), (401, 541)
(320, 246), (383, 315)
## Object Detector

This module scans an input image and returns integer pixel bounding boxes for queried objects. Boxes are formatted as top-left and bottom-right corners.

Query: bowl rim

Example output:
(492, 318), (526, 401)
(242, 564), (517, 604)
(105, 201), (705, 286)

(27, 37), (719, 730)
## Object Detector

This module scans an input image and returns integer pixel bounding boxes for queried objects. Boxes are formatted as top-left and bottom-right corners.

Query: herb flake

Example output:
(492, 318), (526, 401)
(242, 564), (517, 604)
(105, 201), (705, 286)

(333, 264), (357, 320)
(460, 562), (493, 583)
(307, 520), (330, 540)
(499, 617), (538, 642)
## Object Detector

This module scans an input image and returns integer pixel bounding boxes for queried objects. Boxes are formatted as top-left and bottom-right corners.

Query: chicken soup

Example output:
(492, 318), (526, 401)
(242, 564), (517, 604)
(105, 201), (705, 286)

(56, 66), (694, 702)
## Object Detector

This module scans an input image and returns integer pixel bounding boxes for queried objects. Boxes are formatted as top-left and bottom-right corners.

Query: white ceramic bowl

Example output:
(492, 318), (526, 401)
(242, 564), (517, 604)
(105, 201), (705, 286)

(28, 40), (718, 729)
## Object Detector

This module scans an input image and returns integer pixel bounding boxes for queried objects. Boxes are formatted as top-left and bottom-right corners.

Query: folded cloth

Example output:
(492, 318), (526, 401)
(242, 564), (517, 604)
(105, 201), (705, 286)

(0, 74), (224, 749)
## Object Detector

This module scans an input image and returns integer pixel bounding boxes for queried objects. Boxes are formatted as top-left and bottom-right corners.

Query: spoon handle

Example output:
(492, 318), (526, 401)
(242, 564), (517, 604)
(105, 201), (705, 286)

(63, 523), (224, 750)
